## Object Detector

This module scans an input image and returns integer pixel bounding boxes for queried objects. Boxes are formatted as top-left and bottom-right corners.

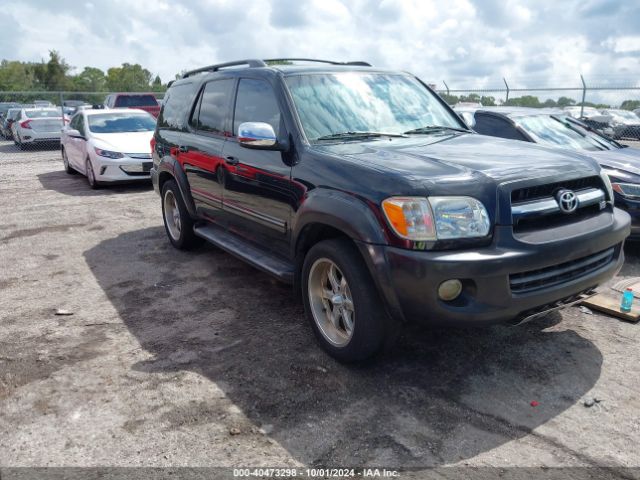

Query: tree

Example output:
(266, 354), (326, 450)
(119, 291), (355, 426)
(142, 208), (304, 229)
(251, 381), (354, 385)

(620, 100), (640, 111)
(151, 75), (163, 92)
(504, 95), (542, 107)
(556, 96), (575, 108)
(32, 50), (72, 90)
(106, 63), (153, 91)
(73, 67), (106, 91)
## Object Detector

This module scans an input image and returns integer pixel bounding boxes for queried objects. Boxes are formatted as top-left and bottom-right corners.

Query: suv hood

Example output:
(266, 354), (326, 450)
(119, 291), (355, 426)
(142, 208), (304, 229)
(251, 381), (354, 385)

(313, 133), (600, 184)
(91, 131), (153, 154)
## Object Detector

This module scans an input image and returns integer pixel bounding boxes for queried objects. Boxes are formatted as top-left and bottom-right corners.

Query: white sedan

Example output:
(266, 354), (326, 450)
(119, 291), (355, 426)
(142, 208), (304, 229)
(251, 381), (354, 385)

(61, 109), (156, 188)
(12, 108), (67, 148)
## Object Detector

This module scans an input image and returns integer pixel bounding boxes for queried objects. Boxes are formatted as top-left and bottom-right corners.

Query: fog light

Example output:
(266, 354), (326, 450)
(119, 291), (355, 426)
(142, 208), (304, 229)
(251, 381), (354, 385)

(438, 279), (462, 301)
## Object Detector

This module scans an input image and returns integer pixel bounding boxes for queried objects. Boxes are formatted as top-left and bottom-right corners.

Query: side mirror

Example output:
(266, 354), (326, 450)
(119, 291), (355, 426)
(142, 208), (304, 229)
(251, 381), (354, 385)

(66, 128), (82, 138)
(459, 111), (476, 129)
(238, 122), (284, 150)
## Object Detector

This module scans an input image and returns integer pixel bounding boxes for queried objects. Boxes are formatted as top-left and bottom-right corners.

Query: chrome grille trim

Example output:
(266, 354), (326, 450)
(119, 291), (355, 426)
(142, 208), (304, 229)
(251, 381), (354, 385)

(512, 187), (605, 218)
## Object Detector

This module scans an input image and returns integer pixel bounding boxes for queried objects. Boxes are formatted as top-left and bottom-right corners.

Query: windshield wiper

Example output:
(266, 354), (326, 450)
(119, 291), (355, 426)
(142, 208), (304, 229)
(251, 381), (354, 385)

(315, 131), (407, 141)
(403, 125), (470, 135)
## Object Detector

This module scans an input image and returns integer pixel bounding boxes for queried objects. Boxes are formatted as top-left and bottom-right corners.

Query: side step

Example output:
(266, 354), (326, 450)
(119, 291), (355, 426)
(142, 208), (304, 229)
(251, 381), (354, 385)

(193, 224), (294, 283)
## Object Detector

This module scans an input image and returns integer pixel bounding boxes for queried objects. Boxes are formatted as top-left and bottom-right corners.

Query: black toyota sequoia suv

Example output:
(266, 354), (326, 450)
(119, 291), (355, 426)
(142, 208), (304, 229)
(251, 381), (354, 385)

(151, 59), (630, 362)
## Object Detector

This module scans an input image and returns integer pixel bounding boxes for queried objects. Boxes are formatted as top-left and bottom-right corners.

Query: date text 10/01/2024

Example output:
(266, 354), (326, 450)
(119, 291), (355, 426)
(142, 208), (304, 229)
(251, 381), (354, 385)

(233, 468), (400, 477)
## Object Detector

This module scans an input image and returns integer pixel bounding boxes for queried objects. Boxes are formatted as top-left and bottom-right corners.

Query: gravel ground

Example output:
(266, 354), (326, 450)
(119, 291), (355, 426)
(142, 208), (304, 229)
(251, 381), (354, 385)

(1, 141), (639, 475)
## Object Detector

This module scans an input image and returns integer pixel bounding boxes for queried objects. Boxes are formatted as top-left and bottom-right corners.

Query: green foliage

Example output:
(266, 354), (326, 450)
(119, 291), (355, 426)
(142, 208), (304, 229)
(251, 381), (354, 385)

(621, 100), (640, 111)
(0, 51), (166, 93)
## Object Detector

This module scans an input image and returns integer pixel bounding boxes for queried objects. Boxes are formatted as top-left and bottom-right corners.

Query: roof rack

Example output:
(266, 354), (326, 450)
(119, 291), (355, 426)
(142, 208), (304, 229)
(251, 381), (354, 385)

(264, 58), (372, 67)
(182, 59), (267, 78)
(180, 58), (372, 79)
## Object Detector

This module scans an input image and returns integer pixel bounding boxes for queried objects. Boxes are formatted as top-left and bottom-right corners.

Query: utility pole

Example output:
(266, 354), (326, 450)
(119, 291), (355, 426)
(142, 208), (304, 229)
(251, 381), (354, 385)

(580, 75), (587, 118)
(503, 78), (510, 103)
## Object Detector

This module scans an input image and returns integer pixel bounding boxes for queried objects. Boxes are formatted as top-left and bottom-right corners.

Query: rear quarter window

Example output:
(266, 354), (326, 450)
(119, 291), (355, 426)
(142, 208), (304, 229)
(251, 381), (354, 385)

(158, 82), (198, 131)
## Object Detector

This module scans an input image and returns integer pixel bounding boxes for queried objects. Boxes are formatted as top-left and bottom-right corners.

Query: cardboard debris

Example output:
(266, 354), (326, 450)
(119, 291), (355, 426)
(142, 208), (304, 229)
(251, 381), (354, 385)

(581, 293), (640, 323)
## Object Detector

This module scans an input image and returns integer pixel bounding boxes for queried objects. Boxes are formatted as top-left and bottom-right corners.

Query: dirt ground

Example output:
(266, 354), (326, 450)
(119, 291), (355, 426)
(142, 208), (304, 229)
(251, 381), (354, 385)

(1, 140), (639, 475)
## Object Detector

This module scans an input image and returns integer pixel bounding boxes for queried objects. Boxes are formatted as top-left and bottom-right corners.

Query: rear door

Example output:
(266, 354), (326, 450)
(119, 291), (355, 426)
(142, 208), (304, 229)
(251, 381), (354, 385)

(178, 79), (234, 219)
(220, 77), (293, 256)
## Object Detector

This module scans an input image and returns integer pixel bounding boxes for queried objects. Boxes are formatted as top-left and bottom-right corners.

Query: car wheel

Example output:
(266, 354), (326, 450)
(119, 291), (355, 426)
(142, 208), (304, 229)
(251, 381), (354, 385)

(86, 158), (100, 189)
(62, 148), (76, 174)
(161, 179), (202, 250)
(302, 238), (392, 363)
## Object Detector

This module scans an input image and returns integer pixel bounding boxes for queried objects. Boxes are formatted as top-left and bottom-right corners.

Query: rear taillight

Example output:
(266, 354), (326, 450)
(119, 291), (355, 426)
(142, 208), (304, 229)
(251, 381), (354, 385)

(63, 118), (70, 124)
(150, 137), (156, 153)
(20, 120), (32, 129)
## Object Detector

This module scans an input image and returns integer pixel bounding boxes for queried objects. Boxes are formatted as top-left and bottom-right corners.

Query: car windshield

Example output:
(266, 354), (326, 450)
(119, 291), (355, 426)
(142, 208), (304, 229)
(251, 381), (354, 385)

(114, 95), (158, 107)
(285, 72), (462, 141)
(515, 114), (605, 151)
(24, 109), (62, 118)
(87, 113), (156, 133)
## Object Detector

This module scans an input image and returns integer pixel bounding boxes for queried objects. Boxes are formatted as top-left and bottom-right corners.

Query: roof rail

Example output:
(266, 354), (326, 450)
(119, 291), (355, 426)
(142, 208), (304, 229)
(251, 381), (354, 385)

(264, 58), (372, 67)
(182, 59), (267, 78)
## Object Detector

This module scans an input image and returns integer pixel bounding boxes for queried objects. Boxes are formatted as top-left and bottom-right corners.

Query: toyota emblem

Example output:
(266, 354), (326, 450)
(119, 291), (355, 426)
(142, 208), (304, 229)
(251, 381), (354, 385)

(556, 189), (578, 213)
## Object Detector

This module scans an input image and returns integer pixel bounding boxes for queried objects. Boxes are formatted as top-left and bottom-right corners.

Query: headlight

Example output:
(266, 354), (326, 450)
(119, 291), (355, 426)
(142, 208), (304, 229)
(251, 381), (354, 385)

(381, 196), (490, 241)
(611, 182), (640, 199)
(94, 147), (124, 159)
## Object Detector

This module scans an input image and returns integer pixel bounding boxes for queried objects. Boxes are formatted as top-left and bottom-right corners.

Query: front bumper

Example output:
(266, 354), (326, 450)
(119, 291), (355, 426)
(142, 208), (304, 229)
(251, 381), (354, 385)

(92, 155), (152, 183)
(365, 208), (630, 326)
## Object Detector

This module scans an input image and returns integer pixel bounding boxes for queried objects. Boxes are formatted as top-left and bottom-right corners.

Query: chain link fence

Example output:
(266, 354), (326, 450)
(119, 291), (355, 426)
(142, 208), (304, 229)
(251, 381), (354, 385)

(0, 91), (164, 151)
(433, 76), (640, 142)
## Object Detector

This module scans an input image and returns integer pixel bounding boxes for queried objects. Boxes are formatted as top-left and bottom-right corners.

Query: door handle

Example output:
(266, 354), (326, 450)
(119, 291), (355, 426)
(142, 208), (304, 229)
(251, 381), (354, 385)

(178, 145), (189, 153)
(226, 156), (239, 165)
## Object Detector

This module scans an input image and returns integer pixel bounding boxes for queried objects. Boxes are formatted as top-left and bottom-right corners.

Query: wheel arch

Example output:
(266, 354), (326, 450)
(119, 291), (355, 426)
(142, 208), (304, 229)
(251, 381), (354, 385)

(156, 156), (197, 218)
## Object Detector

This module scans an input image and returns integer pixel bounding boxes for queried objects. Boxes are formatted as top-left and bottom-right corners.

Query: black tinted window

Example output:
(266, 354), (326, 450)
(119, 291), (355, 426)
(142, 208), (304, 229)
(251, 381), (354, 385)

(194, 79), (233, 134)
(474, 114), (527, 141)
(115, 95), (158, 107)
(159, 82), (197, 130)
(233, 79), (280, 135)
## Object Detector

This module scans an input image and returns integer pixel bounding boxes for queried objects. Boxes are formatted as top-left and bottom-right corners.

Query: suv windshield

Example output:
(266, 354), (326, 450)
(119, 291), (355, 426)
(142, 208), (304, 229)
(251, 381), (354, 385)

(24, 109), (62, 118)
(516, 115), (604, 151)
(285, 73), (462, 141)
(88, 113), (156, 133)
(114, 95), (158, 107)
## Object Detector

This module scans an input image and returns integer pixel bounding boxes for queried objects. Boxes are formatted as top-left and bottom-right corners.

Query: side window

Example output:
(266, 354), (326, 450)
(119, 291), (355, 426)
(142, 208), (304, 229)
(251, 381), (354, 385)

(77, 116), (86, 137)
(474, 114), (527, 141)
(192, 79), (234, 134)
(158, 82), (197, 131)
(233, 78), (281, 135)
(69, 114), (80, 130)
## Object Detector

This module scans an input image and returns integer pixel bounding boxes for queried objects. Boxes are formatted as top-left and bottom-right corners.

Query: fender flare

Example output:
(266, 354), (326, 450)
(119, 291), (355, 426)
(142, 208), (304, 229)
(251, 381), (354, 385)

(292, 189), (407, 323)
(157, 155), (197, 218)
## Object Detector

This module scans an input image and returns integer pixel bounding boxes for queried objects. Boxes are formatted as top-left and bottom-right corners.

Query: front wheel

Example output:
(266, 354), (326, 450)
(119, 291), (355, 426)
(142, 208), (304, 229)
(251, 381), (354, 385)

(86, 158), (100, 189)
(62, 148), (75, 174)
(161, 179), (202, 250)
(302, 238), (393, 363)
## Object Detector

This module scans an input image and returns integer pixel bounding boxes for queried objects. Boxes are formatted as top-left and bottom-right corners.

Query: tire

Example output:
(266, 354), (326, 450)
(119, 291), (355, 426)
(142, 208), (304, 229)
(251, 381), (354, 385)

(301, 238), (392, 363)
(161, 179), (202, 250)
(62, 148), (76, 174)
(85, 158), (100, 189)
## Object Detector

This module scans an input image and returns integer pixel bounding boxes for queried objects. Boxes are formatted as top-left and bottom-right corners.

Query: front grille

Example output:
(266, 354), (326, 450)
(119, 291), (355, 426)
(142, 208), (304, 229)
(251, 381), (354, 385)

(511, 176), (602, 203)
(509, 247), (614, 294)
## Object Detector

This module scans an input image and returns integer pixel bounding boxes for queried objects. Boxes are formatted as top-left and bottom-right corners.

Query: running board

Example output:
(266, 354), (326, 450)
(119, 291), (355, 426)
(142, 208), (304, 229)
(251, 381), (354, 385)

(193, 224), (294, 283)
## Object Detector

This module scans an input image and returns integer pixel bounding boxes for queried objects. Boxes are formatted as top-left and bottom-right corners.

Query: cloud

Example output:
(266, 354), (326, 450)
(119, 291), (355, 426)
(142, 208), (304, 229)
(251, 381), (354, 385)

(0, 0), (638, 92)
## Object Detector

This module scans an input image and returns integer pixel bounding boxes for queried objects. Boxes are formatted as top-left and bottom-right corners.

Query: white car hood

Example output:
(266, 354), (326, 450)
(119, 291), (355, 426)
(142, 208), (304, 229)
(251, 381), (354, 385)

(90, 131), (153, 154)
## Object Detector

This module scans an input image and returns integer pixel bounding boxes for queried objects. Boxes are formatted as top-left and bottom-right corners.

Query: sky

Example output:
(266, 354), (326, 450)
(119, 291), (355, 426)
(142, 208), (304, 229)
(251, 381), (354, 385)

(0, 0), (639, 92)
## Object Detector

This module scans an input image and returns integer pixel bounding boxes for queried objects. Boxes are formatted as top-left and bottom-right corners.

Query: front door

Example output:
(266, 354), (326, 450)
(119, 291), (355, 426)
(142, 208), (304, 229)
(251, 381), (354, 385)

(221, 77), (293, 257)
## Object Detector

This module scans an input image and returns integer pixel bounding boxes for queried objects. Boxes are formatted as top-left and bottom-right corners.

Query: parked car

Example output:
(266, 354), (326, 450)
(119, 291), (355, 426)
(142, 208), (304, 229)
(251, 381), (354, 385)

(599, 109), (640, 140)
(104, 93), (160, 118)
(12, 108), (67, 149)
(455, 106), (640, 239)
(1, 108), (25, 140)
(151, 59), (629, 362)
(0, 102), (21, 119)
(563, 106), (614, 136)
(61, 108), (156, 188)
(33, 100), (54, 108)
